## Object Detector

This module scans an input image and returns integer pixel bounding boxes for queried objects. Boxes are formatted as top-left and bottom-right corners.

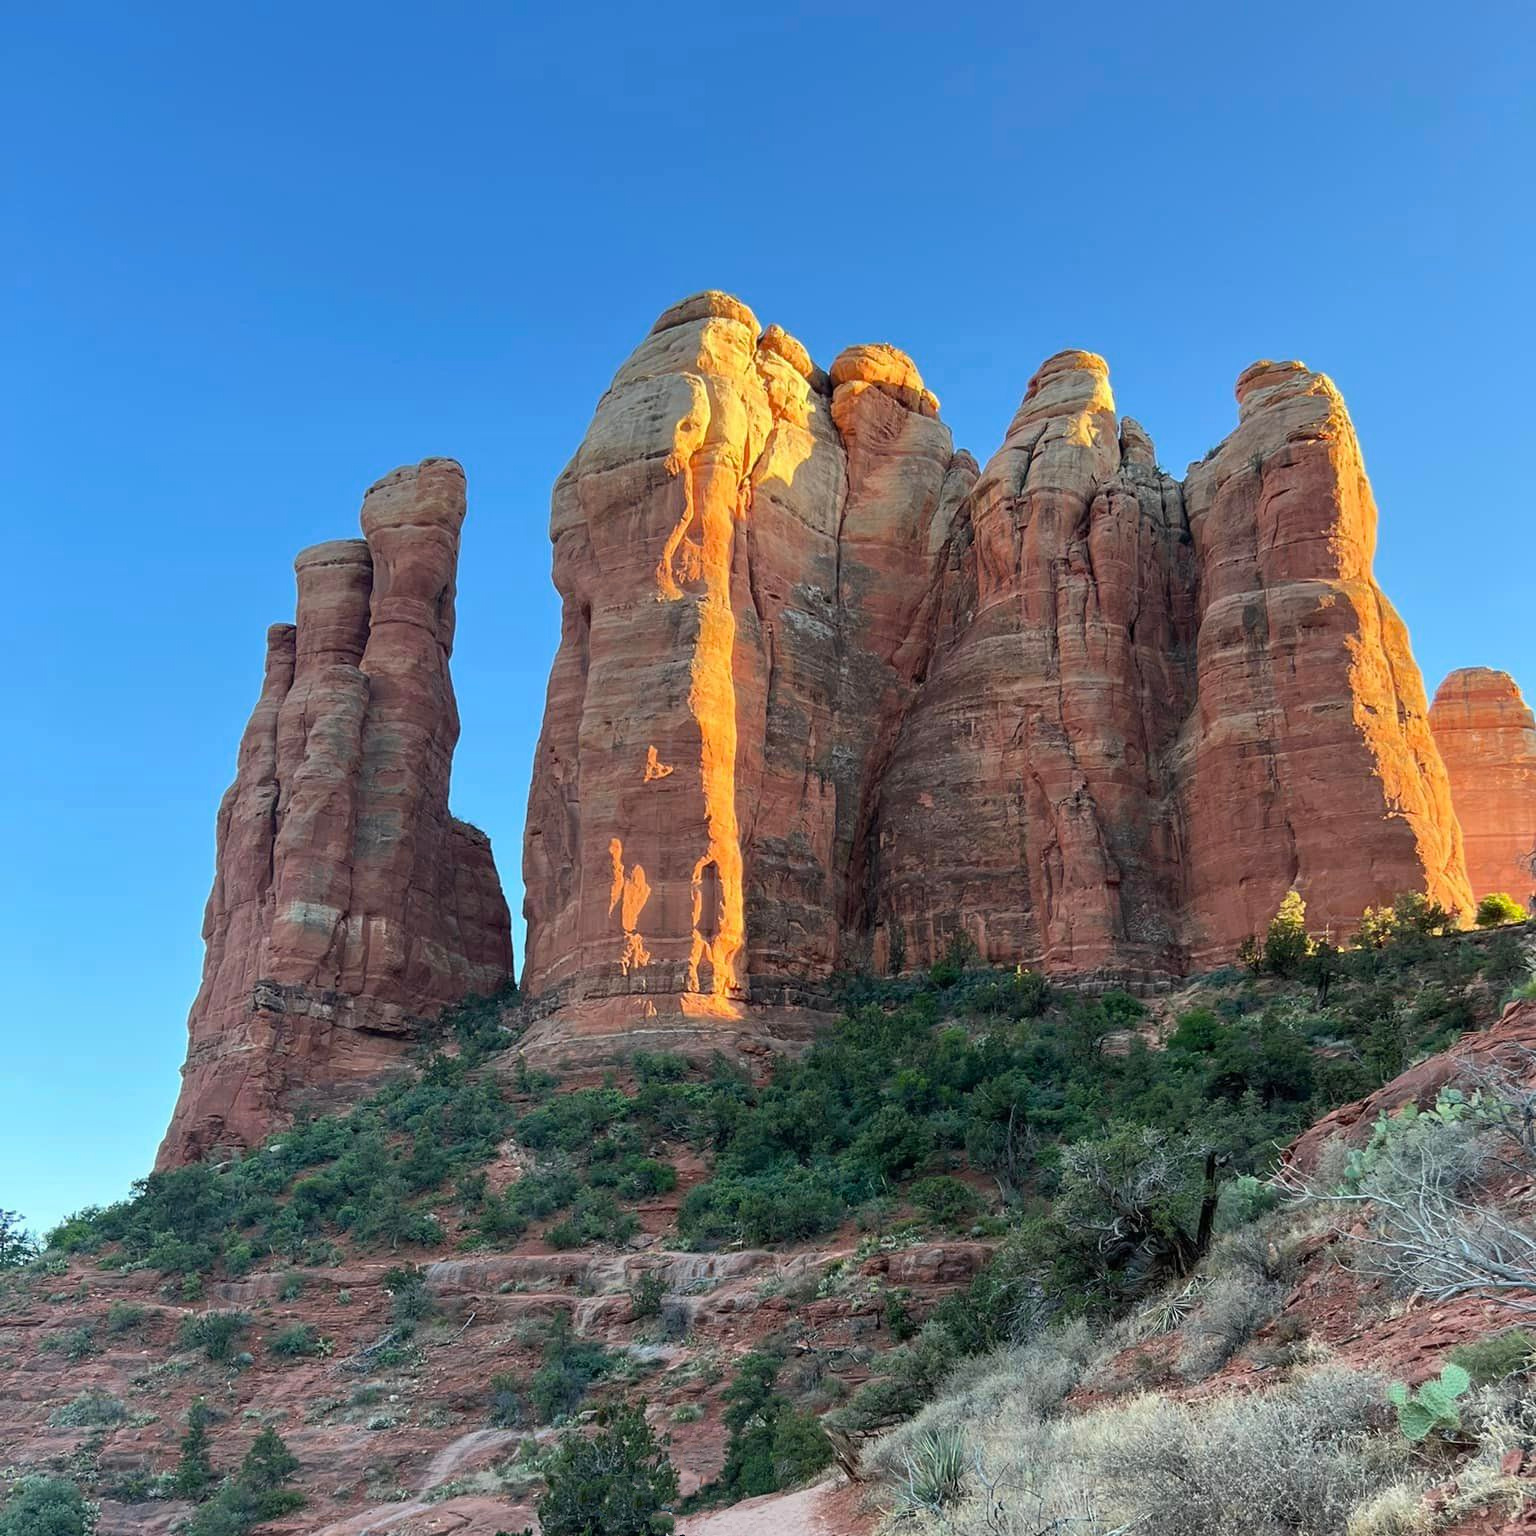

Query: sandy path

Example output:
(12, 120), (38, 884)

(678, 1477), (873, 1536)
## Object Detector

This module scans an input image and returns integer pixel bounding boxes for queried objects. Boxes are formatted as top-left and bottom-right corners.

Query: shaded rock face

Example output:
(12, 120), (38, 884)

(160, 460), (513, 1166)
(1430, 668), (1536, 907)
(873, 352), (1197, 975)
(522, 294), (1476, 1050)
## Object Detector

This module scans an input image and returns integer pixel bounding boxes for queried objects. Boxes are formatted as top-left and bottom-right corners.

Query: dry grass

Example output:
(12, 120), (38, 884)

(871, 1362), (1421, 1536)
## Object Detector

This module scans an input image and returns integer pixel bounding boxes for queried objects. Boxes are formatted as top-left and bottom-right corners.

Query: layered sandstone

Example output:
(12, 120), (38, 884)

(159, 459), (512, 1165)
(872, 352), (1196, 974)
(1430, 668), (1536, 906)
(1176, 361), (1472, 960)
(521, 293), (971, 1055)
(521, 296), (1478, 1050)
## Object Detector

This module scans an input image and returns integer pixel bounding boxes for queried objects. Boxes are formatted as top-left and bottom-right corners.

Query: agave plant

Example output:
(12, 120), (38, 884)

(895, 1428), (970, 1515)
(1136, 1276), (1207, 1338)
(1388, 1362), (1471, 1442)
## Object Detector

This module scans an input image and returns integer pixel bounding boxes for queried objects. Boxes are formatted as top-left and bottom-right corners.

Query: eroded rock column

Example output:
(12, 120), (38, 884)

(1430, 668), (1536, 906)
(521, 295), (966, 1050)
(1178, 362), (1472, 957)
(872, 351), (1195, 975)
(159, 460), (512, 1166)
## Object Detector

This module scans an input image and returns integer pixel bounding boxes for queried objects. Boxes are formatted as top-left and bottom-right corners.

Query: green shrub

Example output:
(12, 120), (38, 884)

(1392, 891), (1459, 937)
(0, 1210), (37, 1269)
(185, 1425), (303, 1536)
(630, 1269), (666, 1320)
(829, 1324), (964, 1432)
(384, 1266), (435, 1325)
(268, 1323), (322, 1358)
(1168, 1008), (1231, 1054)
(0, 1476), (96, 1536)
(49, 1390), (127, 1428)
(1477, 893), (1529, 927)
(1262, 891), (1313, 975)
(172, 1399), (216, 1500)
(909, 1176), (979, 1226)
(892, 1427), (968, 1516)
(536, 1399), (677, 1536)
(41, 1325), (96, 1361)
(1448, 1329), (1535, 1384)
(1388, 1362), (1470, 1442)
(546, 1189), (639, 1250)
(964, 967), (1053, 1019)
(488, 1371), (523, 1428)
(105, 1301), (147, 1335)
(1214, 1173), (1280, 1231)
(692, 1350), (832, 1506)
(927, 930), (975, 989)
(179, 1311), (250, 1362)
(528, 1316), (614, 1424)
(678, 1169), (843, 1248)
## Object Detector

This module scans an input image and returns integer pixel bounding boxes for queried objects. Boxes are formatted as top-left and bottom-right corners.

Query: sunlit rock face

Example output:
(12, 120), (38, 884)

(520, 294), (971, 1057)
(159, 460), (513, 1166)
(1430, 668), (1536, 907)
(1177, 362), (1472, 960)
(523, 294), (1479, 1053)
(525, 293), (1486, 1050)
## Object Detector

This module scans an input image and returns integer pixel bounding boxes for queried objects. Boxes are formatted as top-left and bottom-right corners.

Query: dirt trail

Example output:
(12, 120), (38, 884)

(418, 1426), (522, 1492)
(678, 1477), (874, 1536)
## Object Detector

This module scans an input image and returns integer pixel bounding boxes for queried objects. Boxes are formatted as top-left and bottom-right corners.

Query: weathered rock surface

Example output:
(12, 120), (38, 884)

(159, 460), (512, 1166)
(1177, 360), (1472, 961)
(521, 294), (970, 1057)
(1285, 999), (1536, 1173)
(1430, 668), (1536, 906)
(873, 352), (1196, 975)
(521, 297), (1479, 1050)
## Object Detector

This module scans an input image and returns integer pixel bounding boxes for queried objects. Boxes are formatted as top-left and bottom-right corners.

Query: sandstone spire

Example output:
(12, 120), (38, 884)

(1179, 361), (1473, 955)
(521, 299), (1480, 1042)
(1429, 668), (1536, 907)
(158, 459), (512, 1166)
(873, 349), (1196, 975)
(520, 294), (969, 1057)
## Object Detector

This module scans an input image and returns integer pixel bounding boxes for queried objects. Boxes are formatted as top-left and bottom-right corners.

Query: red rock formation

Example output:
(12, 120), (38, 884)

(1430, 668), (1536, 908)
(1286, 999), (1536, 1172)
(159, 459), (512, 1166)
(1178, 361), (1473, 960)
(873, 351), (1196, 975)
(521, 296), (1483, 1050)
(520, 295), (970, 1058)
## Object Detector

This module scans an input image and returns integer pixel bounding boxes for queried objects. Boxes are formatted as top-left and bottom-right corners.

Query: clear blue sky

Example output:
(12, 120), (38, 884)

(4, 2), (1532, 1235)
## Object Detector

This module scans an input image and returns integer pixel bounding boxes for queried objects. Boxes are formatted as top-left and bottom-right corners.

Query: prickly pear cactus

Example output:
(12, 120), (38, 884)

(1389, 1362), (1471, 1442)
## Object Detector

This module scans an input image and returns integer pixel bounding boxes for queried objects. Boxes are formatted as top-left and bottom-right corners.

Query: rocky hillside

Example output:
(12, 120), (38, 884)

(4, 915), (1533, 1534)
